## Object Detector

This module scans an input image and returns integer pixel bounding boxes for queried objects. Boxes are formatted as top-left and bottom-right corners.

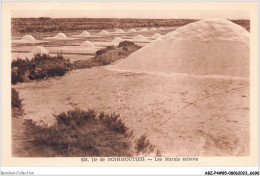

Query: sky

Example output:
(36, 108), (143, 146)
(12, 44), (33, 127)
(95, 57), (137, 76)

(12, 9), (249, 19)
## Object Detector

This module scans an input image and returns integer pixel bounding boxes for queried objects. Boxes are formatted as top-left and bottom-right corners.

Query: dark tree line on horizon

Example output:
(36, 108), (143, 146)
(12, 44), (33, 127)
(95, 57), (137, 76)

(11, 18), (250, 34)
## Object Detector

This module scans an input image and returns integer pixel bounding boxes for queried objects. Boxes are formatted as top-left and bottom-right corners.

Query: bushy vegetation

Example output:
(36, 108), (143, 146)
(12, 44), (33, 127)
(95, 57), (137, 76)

(96, 46), (114, 56)
(135, 134), (156, 155)
(11, 54), (71, 84)
(118, 41), (135, 47)
(11, 90), (158, 156)
(18, 108), (160, 157)
(72, 41), (141, 69)
(11, 41), (140, 84)
(11, 88), (22, 109)
(23, 109), (133, 157)
(11, 88), (23, 118)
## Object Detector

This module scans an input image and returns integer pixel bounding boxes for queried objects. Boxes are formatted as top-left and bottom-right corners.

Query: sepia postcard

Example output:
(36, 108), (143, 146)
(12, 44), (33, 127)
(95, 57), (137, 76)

(1, 1), (258, 167)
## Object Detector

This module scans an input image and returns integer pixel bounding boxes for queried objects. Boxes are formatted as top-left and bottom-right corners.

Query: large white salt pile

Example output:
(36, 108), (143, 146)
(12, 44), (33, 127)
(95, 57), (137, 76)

(115, 29), (124, 33)
(21, 35), (36, 41)
(80, 41), (95, 48)
(150, 27), (157, 31)
(111, 19), (249, 77)
(159, 27), (165, 30)
(128, 28), (137, 33)
(139, 28), (148, 32)
(79, 31), (91, 37)
(98, 30), (109, 35)
(111, 37), (124, 46)
(152, 33), (162, 38)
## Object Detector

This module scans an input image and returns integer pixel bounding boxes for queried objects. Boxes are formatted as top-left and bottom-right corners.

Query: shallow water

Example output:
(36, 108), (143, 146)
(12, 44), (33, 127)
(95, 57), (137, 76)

(11, 26), (178, 62)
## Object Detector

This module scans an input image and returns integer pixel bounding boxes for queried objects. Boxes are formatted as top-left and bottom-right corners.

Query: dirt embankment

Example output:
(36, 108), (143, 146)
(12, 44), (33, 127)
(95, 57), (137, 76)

(71, 41), (141, 69)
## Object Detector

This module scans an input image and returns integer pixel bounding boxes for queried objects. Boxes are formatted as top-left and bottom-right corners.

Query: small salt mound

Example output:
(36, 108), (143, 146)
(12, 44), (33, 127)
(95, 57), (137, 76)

(115, 29), (124, 33)
(54, 33), (68, 38)
(80, 41), (95, 48)
(139, 28), (148, 32)
(111, 18), (249, 77)
(150, 27), (157, 31)
(152, 33), (162, 38)
(12, 46), (49, 60)
(30, 46), (49, 55)
(134, 35), (146, 40)
(99, 30), (109, 35)
(12, 34), (42, 43)
(111, 37), (124, 46)
(44, 33), (71, 40)
(21, 35), (36, 41)
(79, 31), (91, 37)
(159, 27), (165, 30)
(25, 46), (49, 59)
(128, 28), (137, 33)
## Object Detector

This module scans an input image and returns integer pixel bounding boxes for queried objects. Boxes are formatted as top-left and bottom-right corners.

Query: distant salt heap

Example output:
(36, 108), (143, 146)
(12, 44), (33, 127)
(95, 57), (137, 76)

(80, 41), (95, 48)
(12, 46), (49, 60)
(21, 35), (36, 41)
(26, 46), (49, 59)
(79, 31), (91, 37)
(12, 35), (41, 44)
(128, 28), (137, 33)
(115, 29), (124, 33)
(111, 37), (124, 46)
(55, 33), (68, 38)
(111, 19), (249, 77)
(152, 33), (162, 38)
(99, 30), (109, 35)
(150, 27), (157, 31)
(134, 35), (146, 40)
(139, 28), (148, 32)
(159, 27), (165, 30)
(31, 46), (49, 55)
(45, 33), (69, 40)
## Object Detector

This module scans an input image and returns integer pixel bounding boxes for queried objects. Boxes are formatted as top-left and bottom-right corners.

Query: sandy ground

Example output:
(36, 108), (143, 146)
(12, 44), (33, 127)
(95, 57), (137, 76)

(13, 67), (249, 156)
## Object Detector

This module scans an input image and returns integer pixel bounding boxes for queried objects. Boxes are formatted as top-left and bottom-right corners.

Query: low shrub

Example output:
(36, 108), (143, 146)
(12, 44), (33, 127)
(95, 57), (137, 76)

(23, 109), (133, 157)
(11, 54), (71, 84)
(135, 134), (155, 155)
(11, 88), (23, 118)
(96, 46), (114, 55)
(11, 88), (22, 109)
(72, 41), (141, 70)
(101, 112), (128, 134)
(118, 41), (135, 47)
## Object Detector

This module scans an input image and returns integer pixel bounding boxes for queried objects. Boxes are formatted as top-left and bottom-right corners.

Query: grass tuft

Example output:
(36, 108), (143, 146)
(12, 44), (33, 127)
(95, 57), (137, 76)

(11, 88), (22, 109)
(135, 134), (155, 155)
